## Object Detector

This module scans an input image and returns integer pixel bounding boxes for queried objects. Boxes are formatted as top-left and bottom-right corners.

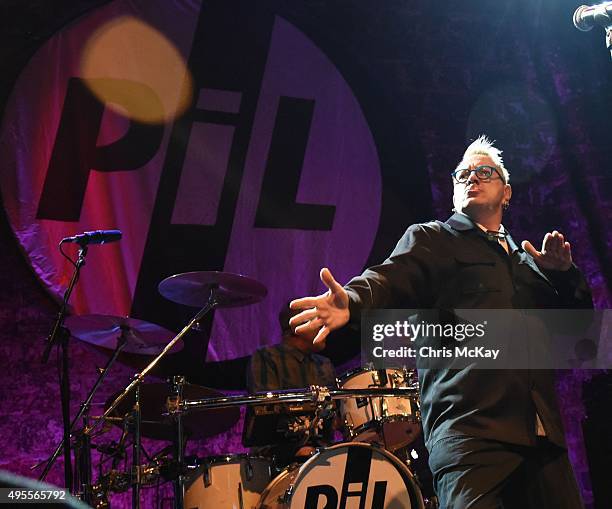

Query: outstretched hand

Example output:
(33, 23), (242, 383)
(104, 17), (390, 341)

(522, 230), (572, 272)
(289, 268), (350, 344)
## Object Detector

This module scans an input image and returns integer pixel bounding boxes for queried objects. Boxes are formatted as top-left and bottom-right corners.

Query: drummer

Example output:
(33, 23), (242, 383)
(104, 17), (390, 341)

(247, 302), (336, 392)
(246, 302), (337, 464)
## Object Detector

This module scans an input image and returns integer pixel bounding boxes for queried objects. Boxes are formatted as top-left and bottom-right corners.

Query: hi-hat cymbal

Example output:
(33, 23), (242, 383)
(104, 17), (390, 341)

(158, 271), (267, 308)
(104, 383), (240, 440)
(66, 314), (183, 356)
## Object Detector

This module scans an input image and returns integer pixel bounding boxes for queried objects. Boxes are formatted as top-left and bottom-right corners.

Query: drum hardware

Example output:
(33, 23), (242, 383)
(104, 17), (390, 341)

(245, 458), (255, 481)
(168, 376), (186, 509)
(372, 369), (388, 385)
(280, 482), (294, 505)
(380, 397), (389, 417)
(90, 383), (418, 508)
(242, 385), (337, 447)
(94, 441), (127, 461)
(73, 415), (93, 504)
(285, 415), (318, 436)
(96, 383), (421, 509)
(89, 450), (181, 508)
(90, 421), (132, 508)
(90, 271), (267, 442)
(90, 470), (130, 509)
(82, 271), (267, 509)
(179, 386), (419, 413)
(130, 384), (142, 509)
(343, 414), (355, 435)
(303, 386), (334, 441)
(139, 455), (174, 485)
(36, 323), (130, 503)
(95, 470), (131, 493)
(104, 382), (239, 441)
(86, 303), (217, 509)
(243, 400), (321, 447)
(174, 386), (419, 455)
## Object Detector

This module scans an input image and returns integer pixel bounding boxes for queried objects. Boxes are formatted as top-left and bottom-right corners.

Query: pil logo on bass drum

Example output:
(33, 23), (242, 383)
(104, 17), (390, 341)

(257, 442), (425, 509)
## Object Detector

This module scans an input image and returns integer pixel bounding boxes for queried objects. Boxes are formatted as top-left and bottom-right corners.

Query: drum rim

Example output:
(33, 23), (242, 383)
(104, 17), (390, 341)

(255, 462), (300, 508)
(345, 418), (380, 438)
(337, 366), (385, 383)
(379, 413), (421, 424)
(347, 413), (421, 437)
(198, 453), (272, 466)
(337, 366), (413, 384)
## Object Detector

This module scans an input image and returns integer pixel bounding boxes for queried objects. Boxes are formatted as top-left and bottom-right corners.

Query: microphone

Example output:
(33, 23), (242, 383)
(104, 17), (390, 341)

(61, 229), (122, 245)
(573, 2), (612, 31)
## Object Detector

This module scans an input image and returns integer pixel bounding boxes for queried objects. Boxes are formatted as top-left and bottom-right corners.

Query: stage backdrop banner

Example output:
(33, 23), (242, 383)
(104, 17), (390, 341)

(0, 0), (382, 363)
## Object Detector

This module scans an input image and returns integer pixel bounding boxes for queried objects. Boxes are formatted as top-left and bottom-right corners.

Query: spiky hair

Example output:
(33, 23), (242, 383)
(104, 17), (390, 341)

(458, 135), (510, 183)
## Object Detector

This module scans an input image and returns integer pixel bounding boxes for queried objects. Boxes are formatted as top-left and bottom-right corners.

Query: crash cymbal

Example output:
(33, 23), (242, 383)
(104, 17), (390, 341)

(158, 271), (267, 308)
(104, 383), (240, 440)
(66, 314), (183, 356)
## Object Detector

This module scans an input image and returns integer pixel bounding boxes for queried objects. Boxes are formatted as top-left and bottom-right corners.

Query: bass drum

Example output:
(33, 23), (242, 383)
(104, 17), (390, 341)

(257, 442), (424, 509)
(184, 454), (273, 509)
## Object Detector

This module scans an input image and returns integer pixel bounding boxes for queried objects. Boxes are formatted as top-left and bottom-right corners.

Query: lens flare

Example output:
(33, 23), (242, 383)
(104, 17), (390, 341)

(80, 16), (193, 124)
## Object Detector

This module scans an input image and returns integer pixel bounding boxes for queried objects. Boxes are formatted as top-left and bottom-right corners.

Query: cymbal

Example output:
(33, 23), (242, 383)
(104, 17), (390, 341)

(104, 383), (240, 440)
(66, 314), (183, 356)
(158, 271), (267, 308)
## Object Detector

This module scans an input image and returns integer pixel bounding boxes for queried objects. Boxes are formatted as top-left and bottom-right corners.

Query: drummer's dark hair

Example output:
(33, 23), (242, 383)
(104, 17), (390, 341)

(278, 300), (299, 337)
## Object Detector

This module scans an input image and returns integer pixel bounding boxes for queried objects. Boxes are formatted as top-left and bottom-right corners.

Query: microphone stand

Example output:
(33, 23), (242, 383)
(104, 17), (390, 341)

(40, 243), (89, 492)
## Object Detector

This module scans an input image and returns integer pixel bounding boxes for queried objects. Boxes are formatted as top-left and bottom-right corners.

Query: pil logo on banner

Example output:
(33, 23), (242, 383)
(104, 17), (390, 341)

(6, 0), (382, 362)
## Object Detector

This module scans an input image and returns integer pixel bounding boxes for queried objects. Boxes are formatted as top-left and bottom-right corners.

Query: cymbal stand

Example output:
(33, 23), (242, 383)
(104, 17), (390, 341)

(131, 384), (142, 509)
(84, 286), (219, 509)
(97, 416), (130, 507)
(38, 327), (128, 494)
(73, 414), (92, 504)
(168, 376), (186, 509)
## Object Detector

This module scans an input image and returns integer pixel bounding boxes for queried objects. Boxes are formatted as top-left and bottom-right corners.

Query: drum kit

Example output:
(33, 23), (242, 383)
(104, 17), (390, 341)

(36, 271), (435, 509)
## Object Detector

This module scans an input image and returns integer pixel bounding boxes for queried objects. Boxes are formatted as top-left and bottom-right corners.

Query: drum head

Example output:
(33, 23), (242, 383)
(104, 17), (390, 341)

(287, 442), (424, 508)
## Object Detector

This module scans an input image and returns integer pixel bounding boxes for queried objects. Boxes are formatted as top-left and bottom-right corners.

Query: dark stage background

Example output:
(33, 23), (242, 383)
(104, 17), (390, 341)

(0, 1), (611, 507)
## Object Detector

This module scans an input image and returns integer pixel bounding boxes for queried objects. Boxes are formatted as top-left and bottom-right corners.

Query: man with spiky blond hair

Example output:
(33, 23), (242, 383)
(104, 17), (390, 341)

(290, 136), (592, 508)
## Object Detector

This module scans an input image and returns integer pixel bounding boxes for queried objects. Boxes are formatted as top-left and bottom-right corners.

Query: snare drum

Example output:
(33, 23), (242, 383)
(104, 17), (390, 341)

(338, 367), (421, 451)
(256, 442), (424, 508)
(184, 454), (273, 509)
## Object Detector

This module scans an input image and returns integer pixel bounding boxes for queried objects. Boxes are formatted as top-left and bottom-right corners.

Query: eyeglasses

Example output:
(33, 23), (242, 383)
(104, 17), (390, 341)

(451, 165), (505, 184)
